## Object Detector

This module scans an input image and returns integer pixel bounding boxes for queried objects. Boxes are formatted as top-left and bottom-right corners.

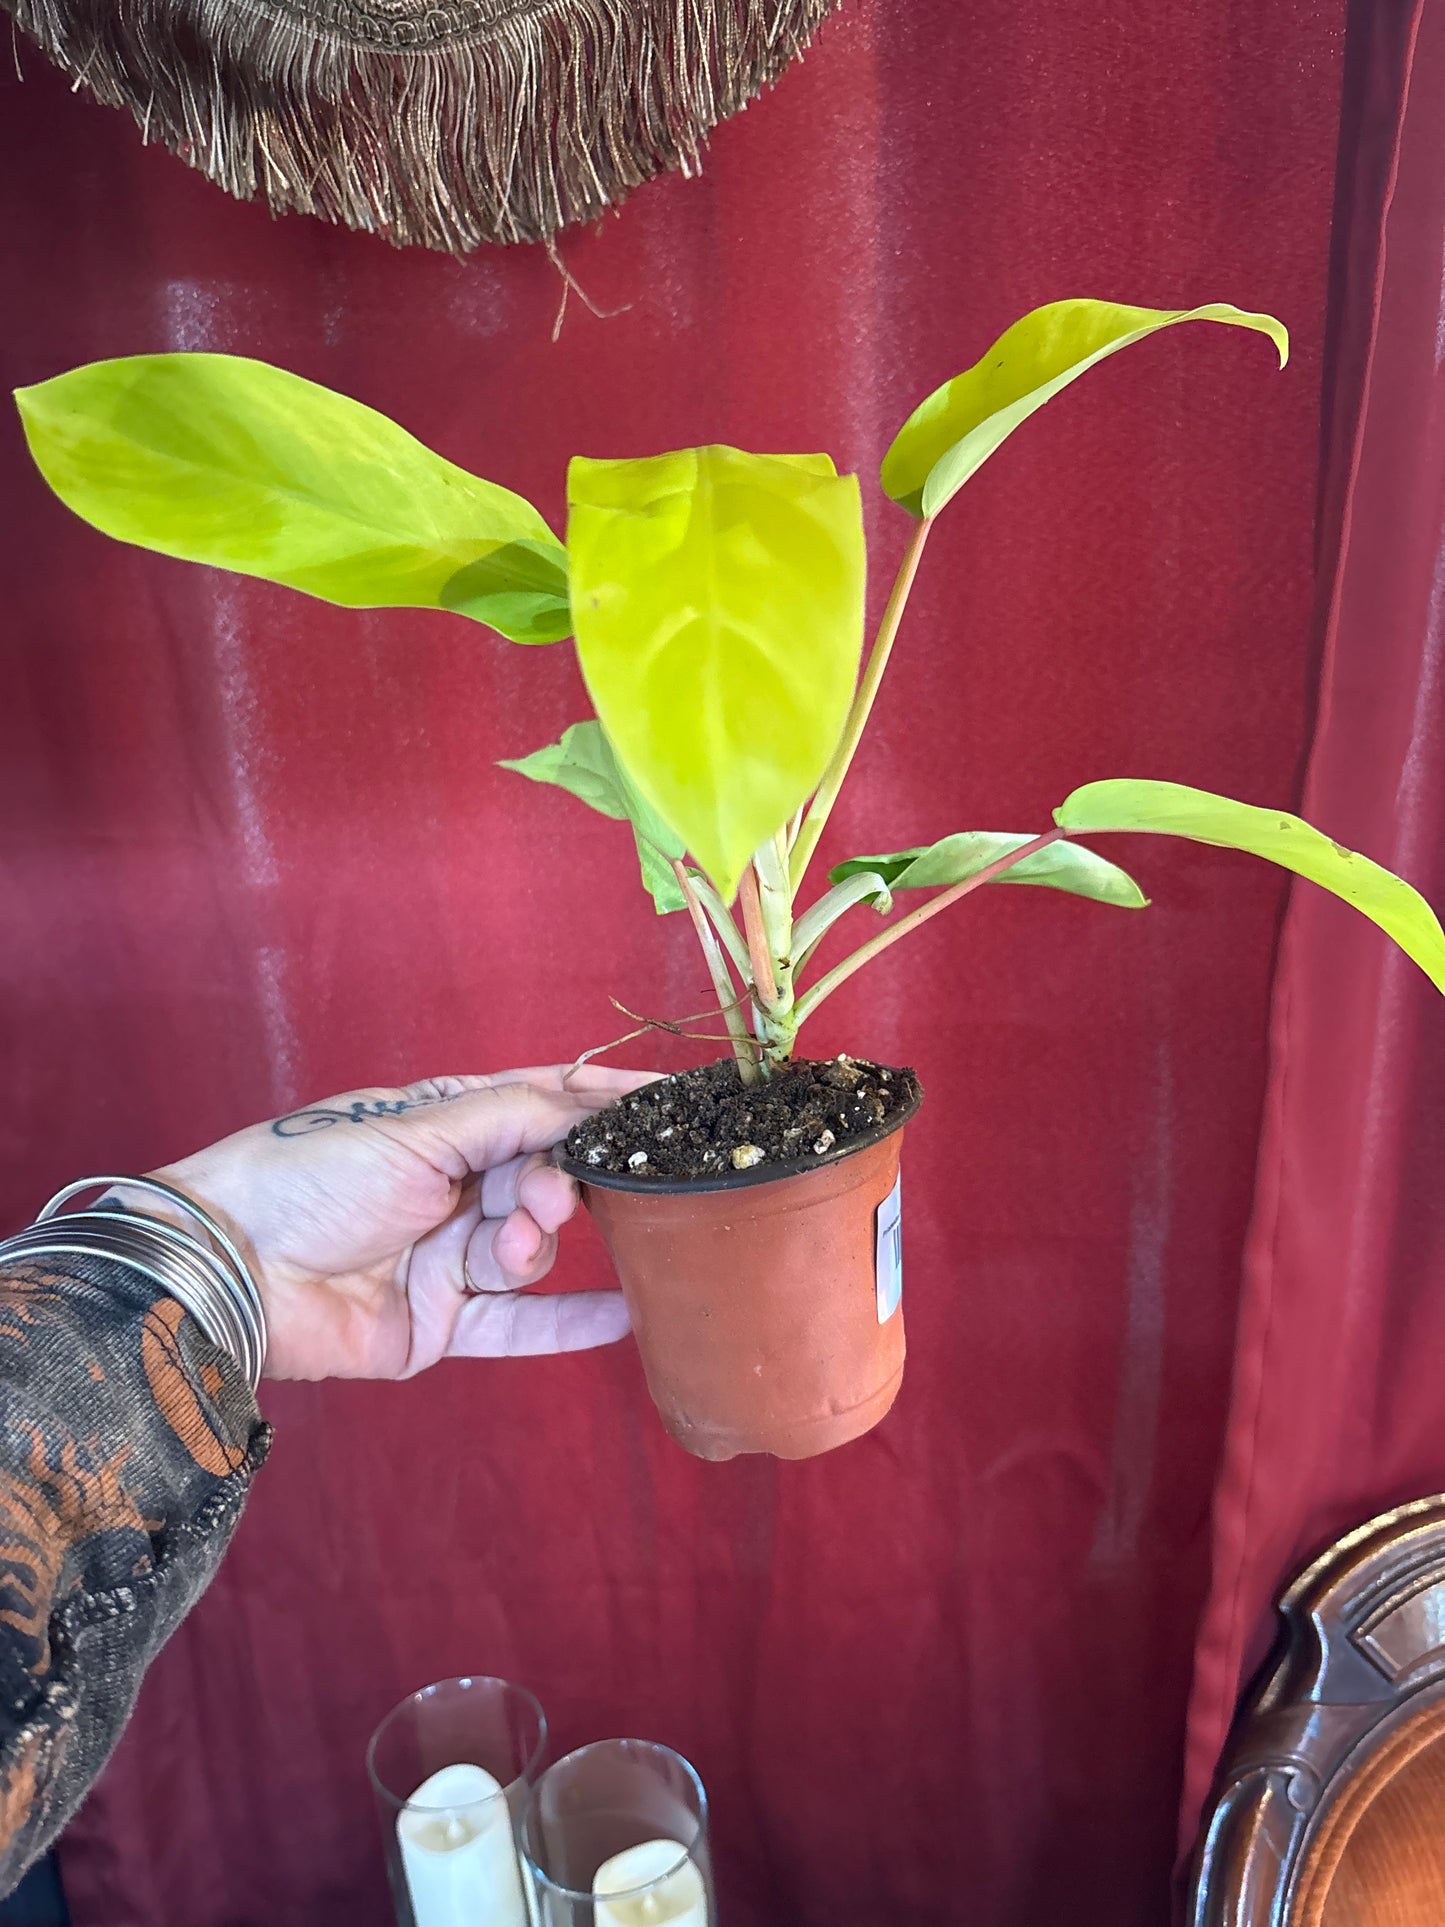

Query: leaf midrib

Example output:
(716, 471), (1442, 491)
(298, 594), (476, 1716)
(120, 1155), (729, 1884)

(67, 403), (557, 568)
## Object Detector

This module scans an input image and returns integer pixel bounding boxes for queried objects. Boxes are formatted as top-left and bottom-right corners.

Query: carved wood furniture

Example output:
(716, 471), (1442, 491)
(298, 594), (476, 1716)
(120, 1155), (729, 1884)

(1190, 1495), (1445, 1924)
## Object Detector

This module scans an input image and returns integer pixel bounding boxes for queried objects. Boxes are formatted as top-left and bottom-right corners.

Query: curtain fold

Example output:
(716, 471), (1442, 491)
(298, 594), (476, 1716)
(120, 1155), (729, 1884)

(1181, 0), (1445, 1862)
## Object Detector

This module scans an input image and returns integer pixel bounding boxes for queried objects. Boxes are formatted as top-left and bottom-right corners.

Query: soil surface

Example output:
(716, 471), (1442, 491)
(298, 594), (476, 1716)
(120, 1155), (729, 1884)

(565, 1055), (920, 1182)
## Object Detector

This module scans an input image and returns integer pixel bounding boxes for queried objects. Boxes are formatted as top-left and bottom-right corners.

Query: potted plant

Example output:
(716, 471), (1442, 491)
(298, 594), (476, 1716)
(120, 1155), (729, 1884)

(17, 299), (1445, 1461)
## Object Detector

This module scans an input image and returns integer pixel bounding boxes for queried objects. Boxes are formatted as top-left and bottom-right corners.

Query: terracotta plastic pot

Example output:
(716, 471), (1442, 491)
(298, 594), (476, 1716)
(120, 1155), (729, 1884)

(561, 1084), (922, 1461)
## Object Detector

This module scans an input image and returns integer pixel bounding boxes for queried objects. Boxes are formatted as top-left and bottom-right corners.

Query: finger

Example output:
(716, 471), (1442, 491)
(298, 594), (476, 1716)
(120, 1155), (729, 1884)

(464, 1210), (558, 1292)
(518, 1160), (580, 1235)
(389, 1083), (628, 1183)
(446, 1290), (632, 1357)
(479, 1154), (579, 1234)
(554, 1065), (665, 1096)
(403, 1066), (663, 1100)
(401, 1070), (555, 1099)
(490, 1065), (664, 1097)
(491, 1214), (557, 1287)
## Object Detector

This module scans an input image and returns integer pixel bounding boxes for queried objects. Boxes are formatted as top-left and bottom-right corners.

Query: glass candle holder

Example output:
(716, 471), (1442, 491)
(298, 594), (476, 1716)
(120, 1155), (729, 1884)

(521, 1739), (716, 1925)
(368, 1675), (547, 1927)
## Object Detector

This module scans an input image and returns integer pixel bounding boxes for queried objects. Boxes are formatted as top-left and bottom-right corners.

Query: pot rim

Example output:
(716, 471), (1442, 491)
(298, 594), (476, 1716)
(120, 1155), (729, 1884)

(558, 1076), (923, 1196)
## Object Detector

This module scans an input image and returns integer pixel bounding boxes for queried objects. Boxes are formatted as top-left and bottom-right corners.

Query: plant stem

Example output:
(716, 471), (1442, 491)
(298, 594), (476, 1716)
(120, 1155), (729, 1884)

(733, 846), (806, 1074)
(738, 866), (781, 1009)
(685, 870), (753, 982)
(793, 828), (1065, 1026)
(750, 836), (800, 1071)
(753, 835), (795, 983)
(791, 870), (894, 961)
(673, 860), (760, 1084)
(790, 514), (935, 891)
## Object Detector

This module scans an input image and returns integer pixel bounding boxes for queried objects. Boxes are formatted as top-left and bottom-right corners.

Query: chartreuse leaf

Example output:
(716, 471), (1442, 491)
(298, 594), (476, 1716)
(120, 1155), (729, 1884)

(881, 300), (1289, 519)
(500, 721), (687, 913)
(1057, 780), (1445, 993)
(831, 832), (1148, 908)
(15, 354), (571, 644)
(567, 446), (866, 902)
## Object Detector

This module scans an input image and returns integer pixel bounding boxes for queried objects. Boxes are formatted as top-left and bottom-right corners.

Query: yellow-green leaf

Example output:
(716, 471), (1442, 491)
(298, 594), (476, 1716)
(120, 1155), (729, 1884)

(500, 721), (686, 913)
(15, 354), (571, 644)
(567, 445), (866, 901)
(881, 300), (1289, 519)
(831, 832), (1148, 907)
(1057, 780), (1445, 993)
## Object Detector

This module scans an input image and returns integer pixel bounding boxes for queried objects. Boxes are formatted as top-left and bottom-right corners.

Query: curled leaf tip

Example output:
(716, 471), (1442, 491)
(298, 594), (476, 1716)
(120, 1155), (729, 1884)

(882, 297), (1291, 520)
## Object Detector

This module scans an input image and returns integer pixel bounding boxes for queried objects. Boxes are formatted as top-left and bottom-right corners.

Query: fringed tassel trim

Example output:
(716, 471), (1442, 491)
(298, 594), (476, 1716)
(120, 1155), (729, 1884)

(5, 0), (841, 251)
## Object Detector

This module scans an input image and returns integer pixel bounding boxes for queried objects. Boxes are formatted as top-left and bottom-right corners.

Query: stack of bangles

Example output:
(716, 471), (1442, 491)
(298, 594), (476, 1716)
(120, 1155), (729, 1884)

(0, 1177), (267, 1391)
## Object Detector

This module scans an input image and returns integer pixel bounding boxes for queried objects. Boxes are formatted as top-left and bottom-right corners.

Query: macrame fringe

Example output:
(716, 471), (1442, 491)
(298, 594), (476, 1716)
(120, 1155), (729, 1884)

(4, 0), (840, 252)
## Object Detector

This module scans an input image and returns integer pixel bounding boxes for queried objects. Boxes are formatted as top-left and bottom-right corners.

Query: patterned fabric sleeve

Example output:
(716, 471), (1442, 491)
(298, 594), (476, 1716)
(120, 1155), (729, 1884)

(0, 1252), (270, 1892)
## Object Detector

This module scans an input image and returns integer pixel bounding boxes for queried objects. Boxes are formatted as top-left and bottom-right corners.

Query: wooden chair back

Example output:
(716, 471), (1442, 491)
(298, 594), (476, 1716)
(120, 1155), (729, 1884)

(1191, 1495), (1445, 1925)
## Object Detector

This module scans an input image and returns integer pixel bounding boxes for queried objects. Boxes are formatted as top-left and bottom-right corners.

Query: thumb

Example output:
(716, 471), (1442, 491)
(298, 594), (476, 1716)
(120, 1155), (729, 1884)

(388, 1080), (617, 1182)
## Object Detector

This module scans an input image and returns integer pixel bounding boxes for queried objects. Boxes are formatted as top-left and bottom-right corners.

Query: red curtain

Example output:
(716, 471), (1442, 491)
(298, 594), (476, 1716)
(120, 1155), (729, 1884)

(0, 3), (1346, 1921)
(1182, 0), (1445, 1854)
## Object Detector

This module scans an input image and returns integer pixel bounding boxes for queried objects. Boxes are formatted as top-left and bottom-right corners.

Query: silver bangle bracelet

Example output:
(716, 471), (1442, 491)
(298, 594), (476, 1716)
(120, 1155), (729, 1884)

(0, 1176), (267, 1392)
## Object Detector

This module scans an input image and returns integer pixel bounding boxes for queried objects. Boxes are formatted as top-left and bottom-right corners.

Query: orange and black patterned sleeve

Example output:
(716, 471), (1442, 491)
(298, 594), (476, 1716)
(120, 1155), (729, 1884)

(0, 1252), (270, 1891)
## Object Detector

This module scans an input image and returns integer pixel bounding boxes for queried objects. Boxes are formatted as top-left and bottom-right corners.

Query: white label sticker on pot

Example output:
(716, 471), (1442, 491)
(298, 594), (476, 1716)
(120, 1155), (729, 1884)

(876, 1175), (902, 1323)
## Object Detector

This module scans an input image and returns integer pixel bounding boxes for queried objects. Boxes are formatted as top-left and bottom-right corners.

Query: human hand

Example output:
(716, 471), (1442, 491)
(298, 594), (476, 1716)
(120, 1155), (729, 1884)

(117, 1068), (653, 1381)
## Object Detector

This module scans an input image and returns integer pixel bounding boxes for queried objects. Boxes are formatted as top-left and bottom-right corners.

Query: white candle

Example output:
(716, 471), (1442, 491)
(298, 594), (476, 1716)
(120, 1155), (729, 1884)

(397, 1762), (531, 1927)
(592, 1839), (708, 1927)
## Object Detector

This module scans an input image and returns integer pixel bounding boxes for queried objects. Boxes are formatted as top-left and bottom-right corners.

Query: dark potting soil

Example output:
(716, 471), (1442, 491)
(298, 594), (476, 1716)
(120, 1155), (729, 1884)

(565, 1056), (920, 1182)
